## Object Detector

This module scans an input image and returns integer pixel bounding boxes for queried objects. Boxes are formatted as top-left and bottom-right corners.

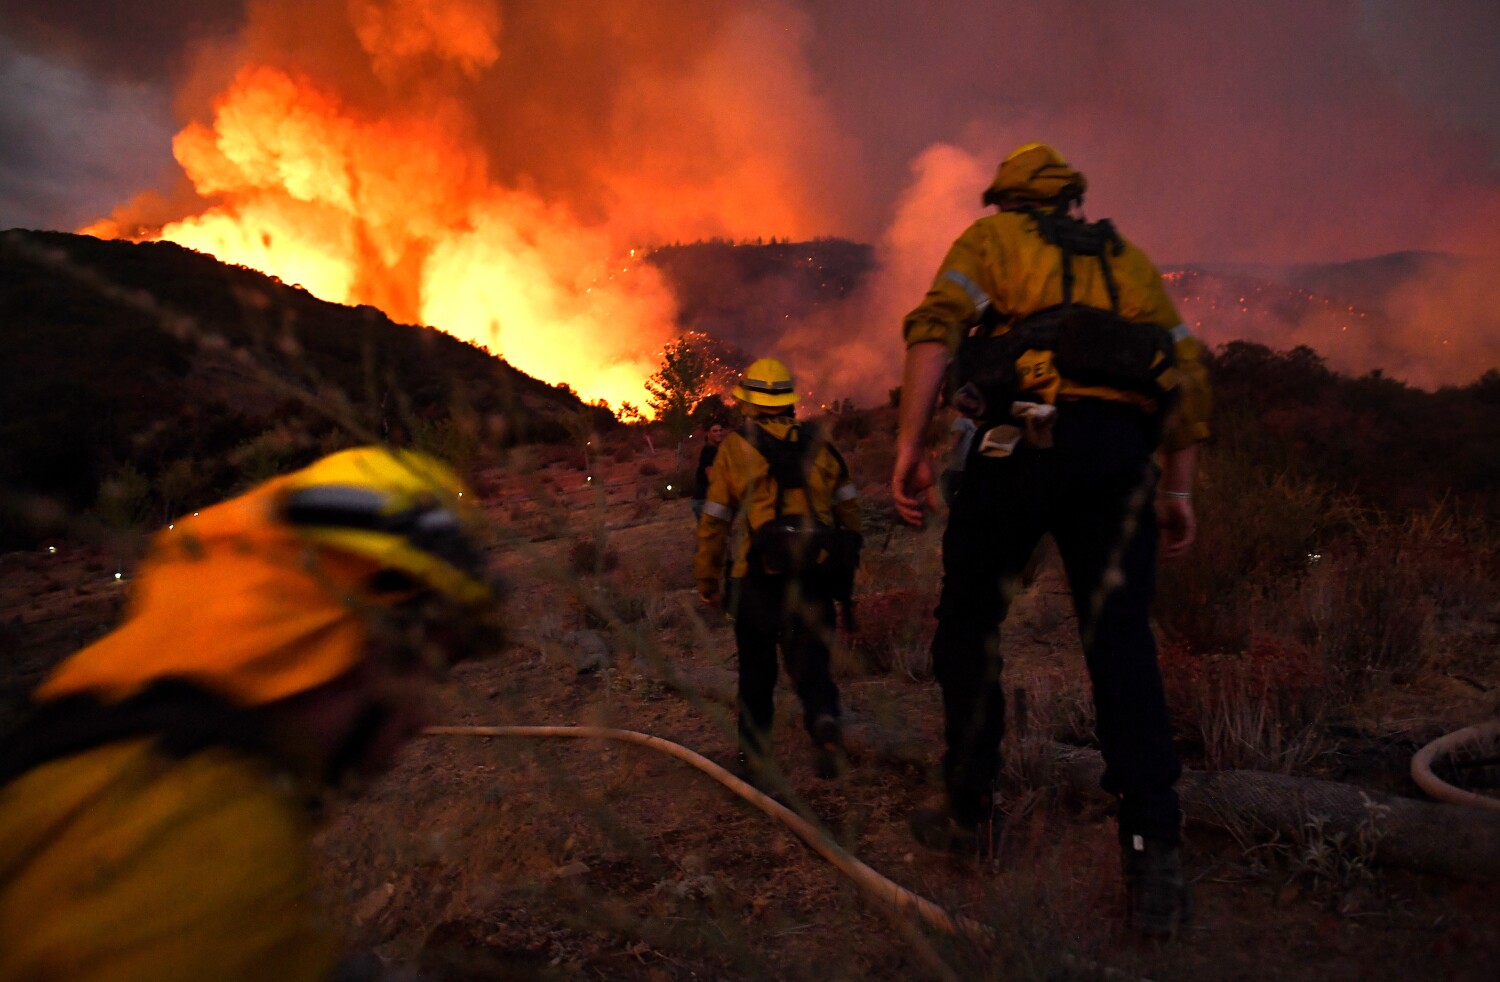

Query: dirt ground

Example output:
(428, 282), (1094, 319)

(3, 434), (1499, 981)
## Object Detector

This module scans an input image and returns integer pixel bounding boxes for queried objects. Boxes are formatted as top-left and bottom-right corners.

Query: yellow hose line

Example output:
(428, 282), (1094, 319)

(425, 724), (988, 943)
(1411, 720), (1500, 812)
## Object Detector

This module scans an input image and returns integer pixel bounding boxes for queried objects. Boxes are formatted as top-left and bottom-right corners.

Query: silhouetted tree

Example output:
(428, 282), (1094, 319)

(1474, 368), (1500, 405)
(644, 331), (743, 456)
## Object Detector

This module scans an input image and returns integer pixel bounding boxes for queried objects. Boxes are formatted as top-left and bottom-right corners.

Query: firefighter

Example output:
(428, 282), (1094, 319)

(891, 144), (1211, 937)
(690, 421), (727, 524)
(0, 447), (504, 981)
(695, 358), (863, 783)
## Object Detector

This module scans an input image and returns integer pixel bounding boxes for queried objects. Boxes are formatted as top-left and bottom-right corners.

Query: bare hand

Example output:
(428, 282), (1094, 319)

(892, 446), (939, 527)
(1156, 495), (1196, 560)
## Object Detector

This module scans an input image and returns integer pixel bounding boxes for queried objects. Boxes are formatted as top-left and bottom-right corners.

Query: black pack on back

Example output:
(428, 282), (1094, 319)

(746, 420), (815, 501)
(949, 208), (1176, 422)
(743, 422), (861, 594)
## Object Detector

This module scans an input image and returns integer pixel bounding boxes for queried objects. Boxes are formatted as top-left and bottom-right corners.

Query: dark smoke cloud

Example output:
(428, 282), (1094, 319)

(0, 40), (176, 230)
(0, 1), (242, 82)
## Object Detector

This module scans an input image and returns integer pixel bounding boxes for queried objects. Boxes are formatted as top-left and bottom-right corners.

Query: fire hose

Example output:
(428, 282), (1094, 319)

(425, 725), (981, 934)
(424, 725), (1161, 982)
(1410, 720), (1500, 813)
(423, 721), (1500, 977)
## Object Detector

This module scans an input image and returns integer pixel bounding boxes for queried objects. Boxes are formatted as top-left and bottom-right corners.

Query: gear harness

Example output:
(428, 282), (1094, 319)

(949, 208), (1177, 424)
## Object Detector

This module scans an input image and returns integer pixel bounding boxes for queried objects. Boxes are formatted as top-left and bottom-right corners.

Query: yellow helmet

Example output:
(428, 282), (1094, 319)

(732, 357), (800, 408)
(36, 447), (497, 708)
(278, 447), (491, 607)
(983, 142), (1087, 207)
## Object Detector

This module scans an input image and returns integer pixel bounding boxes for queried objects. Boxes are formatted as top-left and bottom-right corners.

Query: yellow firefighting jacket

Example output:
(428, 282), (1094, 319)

(694, 416), (862, 589)
(903, 207), (1212, 452)
(0, 740), (337, 982)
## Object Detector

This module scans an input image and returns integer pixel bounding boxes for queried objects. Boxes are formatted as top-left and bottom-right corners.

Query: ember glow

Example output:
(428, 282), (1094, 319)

(81, 0), (856, 411)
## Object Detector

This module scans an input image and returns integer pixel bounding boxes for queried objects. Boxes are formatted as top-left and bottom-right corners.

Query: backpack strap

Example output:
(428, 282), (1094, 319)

(744, 420), (819, 524)
(823, 440), (850, 484)
(1016, 207), (1126, 313)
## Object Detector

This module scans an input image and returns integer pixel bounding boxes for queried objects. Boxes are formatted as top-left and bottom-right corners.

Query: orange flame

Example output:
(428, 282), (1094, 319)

(82, 0), (861, 412)
(129, 62), (673, 410)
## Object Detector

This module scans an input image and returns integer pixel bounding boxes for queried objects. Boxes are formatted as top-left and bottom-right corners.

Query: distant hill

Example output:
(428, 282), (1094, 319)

(1184, 251), (1464, 312)
(647, 238), (874, 353)
(649, 239), (1496, 391)
(0, 229), (607, 547)
(5, 229), (1494, 549)
(1160, 266), (1403, 372)
(1164, 252), (1500, 388)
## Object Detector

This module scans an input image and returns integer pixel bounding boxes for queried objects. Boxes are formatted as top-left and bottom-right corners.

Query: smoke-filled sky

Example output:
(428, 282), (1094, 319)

(5, 0), (1498, 262)
(2, 0), (1497, 399)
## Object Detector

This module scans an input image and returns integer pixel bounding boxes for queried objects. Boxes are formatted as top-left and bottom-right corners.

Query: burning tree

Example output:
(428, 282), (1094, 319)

(644, 331), (742, 454)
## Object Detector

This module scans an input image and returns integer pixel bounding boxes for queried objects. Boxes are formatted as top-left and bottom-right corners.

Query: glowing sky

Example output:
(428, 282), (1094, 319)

(2, 0), (1496, 264)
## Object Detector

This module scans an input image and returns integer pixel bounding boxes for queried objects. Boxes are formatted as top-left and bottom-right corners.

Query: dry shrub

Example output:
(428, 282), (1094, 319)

(536, 442), (578, 467)
(845, 438), (894, 491)
(1290, 802), (1389, 906)
(567, 533), (620, 576)
(408, 414), (481, 471)
(1396, 507), (1499, 615)
(1157, 452), (1335, 655)
(1158, 635), (1327, 772)
(581, 582), (648, 628)
(829, 408), (872, 443)
(1292, 537), (1430, 694)
(230, 424), (317, 489)
(503, 444), (538, 473)
(638, 459), (663, 477)
(842, 589), (936, 678)
(1001, 674), (1095, 792)
(627, 496), (657, 522)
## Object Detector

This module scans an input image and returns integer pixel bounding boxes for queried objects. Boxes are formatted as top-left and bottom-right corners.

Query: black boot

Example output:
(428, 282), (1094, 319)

(908, 806), (1000, 863)
(1122, 836), (1192, 938)
(811, 714), (847, 780)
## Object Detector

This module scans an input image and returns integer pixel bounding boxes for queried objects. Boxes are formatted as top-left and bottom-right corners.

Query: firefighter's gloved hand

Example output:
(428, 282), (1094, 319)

(696, 578), (720, 606)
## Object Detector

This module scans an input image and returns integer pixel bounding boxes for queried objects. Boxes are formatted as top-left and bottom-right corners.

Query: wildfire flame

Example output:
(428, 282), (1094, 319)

(83, 0), (854, 412)
(96, 54), (675, 410)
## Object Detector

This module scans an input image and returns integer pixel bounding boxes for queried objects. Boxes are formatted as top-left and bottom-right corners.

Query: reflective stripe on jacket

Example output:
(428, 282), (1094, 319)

(694, 417), (861, 586)
(0, 740), (338, 982)
(903, 209), (1212, 451)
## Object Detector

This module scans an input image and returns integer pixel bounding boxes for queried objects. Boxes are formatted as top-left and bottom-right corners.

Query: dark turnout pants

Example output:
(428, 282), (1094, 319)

(731, 568), (841, 757)
(934, 400), (1182, 844)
